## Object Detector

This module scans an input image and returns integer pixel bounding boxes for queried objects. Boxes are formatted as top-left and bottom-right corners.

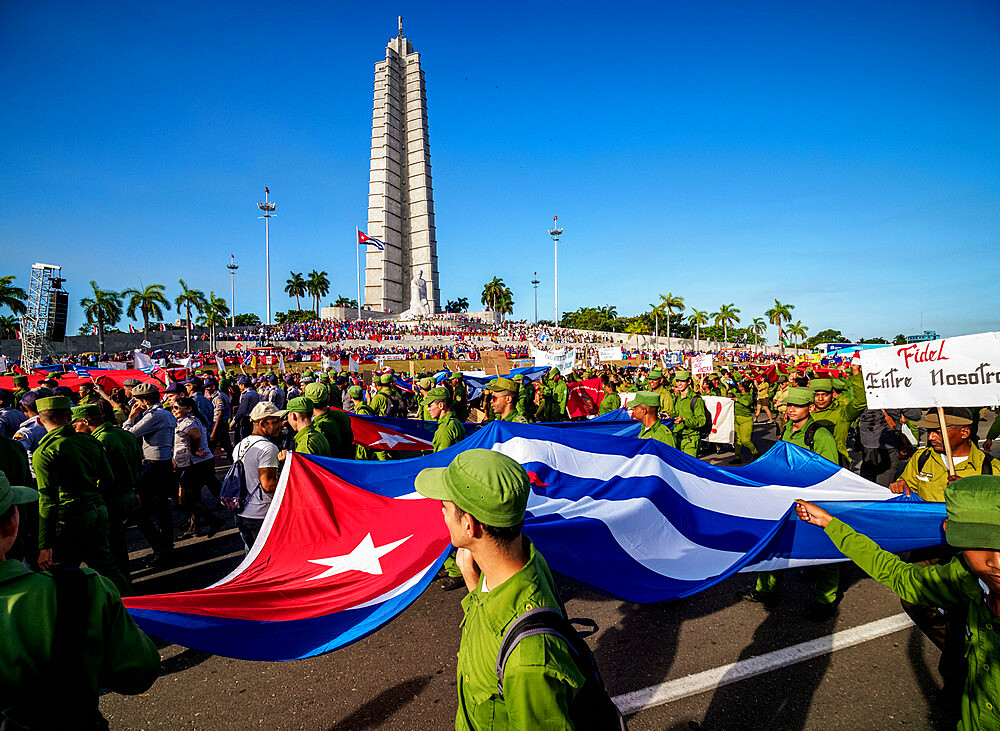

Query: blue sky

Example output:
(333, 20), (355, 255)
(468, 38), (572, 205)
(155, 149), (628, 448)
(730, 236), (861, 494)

(2, 1), (998, 341)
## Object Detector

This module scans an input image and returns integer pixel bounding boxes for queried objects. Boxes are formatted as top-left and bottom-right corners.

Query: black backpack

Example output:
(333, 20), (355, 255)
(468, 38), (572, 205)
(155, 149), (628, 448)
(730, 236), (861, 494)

(383, 389), (407, 419)
(803, 422), (850, 468)
(220, 436), (268, 512)
(495, 608), (627, 730)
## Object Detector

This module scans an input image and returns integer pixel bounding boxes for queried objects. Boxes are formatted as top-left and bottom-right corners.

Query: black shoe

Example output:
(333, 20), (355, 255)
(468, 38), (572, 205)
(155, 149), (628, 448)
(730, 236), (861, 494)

(147, 551), (175, 570)
(738, 588), (779, 608)
(438, 575), (465, 591)
(206, 517), (225, 539)
(804, 601), (838, 622)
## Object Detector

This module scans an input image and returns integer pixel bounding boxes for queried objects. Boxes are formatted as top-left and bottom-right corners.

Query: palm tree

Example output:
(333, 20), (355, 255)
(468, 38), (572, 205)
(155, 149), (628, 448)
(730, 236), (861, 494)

(334, 295), (357, 308)
(455, 296), (469, 312)
(751, 317), (766, 354)
(788, 320), (808, 357)
(495, 286), (514, 320)
(712, 303), (741, 346)
(0, 276), (28, 316)
(648, 302), (667, 341)
(285, 272), (307, 311)
(121, 283), (170, 337)
(688, 309), (709, 352)
(306, 270), (330, 315)
(174, 279), (207, 352)
(658, 292), (684, 349)
(481, 277), (506, 313)
(0, 315), (18, 339)
(764, 299), (794, 355)
(198, 291), (230, 350)
(80, 281), (123, 354)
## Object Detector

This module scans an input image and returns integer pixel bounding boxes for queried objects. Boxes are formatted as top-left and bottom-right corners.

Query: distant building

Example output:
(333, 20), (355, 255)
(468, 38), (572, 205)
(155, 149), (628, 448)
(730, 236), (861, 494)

(905, 330), (938, 343)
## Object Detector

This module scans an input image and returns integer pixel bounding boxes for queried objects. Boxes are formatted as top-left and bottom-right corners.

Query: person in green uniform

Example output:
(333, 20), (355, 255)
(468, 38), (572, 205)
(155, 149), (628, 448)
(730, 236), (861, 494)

(533, 381), (553, 423)
(808, 369), (866, 466)
(348, 386), (377, 460)
(746, 387), (840, 619)
(795, 475), (1000, 731)
(646, 369), (675, 417)
(279, 396), (331, 458)
(369, 374), (395, 417)
(772, 375), (790, 435)
(416, 376), (437, 422)
(731, 377), (759, 464)
(753, 377), (774, 423)
(426, 386), (469, 589)
(671, 370), (709, 458)
(302, 383), (343, 456)
(414, 449), (585, 729)
(448, 372), (469, 422)
(0, 471), (161, 728)
(31, 396), (128, 595)
(71, 404), (139, 584)
(630, 392), (677, 447)
(598, 376), (621, 415)
(12, 374), (29, 407)
(512, 374), (534, 421)
(486, 378), (528, 423)
(548, 368), (569, 421)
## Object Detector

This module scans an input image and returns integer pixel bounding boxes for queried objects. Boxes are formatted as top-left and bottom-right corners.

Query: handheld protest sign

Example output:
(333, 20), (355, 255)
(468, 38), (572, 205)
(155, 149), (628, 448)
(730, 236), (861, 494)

(858, 332), (1000, 409)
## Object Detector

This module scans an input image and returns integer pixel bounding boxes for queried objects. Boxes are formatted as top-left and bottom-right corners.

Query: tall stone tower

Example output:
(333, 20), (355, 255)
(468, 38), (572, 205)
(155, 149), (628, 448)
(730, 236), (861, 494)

(364, 17), (440, 314)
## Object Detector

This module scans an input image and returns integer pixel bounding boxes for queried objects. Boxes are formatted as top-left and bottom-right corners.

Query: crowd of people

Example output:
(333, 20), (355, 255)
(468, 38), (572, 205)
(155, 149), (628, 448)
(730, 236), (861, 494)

(3, 345), (999, 728)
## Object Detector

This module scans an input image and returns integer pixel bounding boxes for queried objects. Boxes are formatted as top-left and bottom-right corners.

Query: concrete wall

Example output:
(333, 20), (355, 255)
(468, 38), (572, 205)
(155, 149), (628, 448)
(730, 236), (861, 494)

(0, 329), (213, 359)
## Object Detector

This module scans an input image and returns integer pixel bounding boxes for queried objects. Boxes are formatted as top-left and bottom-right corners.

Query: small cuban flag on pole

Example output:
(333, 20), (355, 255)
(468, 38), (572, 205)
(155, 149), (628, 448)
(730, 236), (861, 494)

(357, 229), (386, 323)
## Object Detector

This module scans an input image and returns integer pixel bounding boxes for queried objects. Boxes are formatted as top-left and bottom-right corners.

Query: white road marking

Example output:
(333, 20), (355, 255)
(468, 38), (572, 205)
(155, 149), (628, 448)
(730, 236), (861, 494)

(612, 613), (914, 715)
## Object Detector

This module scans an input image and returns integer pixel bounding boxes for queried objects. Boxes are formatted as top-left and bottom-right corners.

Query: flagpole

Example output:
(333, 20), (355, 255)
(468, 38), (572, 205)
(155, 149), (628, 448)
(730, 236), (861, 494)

(356, 228), (362, 322)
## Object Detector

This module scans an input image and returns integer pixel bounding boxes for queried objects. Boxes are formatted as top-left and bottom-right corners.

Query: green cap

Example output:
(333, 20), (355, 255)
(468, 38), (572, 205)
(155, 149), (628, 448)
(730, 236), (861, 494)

(13, 375), (28, 386)
(486, 377), (518, 394)
(415, 449), (529, 528)
(777, 375), (788, 383)
(302, 382), (330, 406)
(648, 369), (663, 380)
(674, 370), (692, 381)
(512, 374), (525, 382)
(785, 387), (815, 406)
(0, 470), (39, 515)
(831, 377), (847, 390)
(946, 476), (1000, 550)
(809, 378), (833, 393)
(278, 396), (314, 417)
(379, 373), (394, 385)
(549, 367), (560, 376)
(418, 377), (436, 391)
(630, 391), (660, 409)
(422, 386), (451, 407)
(348, 385), (364, 399)
(35, 396), (71, 412)
(914, 407), (973, 429)
(449, 372), (463, 381)
(71, 404), (101, 420)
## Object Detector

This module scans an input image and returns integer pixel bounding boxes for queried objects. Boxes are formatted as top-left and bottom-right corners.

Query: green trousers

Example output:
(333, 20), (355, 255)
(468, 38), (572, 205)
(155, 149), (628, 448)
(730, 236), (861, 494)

(678, 433), (701, 457)
(734, 414), (758, 459)
(755, 564), (840, 605)
(53, 504), (130, 595)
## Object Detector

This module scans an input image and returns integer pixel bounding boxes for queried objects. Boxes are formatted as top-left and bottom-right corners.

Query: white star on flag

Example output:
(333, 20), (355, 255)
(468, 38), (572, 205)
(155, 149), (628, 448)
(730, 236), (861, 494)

(371, 430), (430, 448)
(305, 533), (412, 581)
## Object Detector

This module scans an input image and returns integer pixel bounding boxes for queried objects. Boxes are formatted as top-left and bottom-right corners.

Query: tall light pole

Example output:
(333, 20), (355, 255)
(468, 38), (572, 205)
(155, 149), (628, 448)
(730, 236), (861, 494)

(256, 188), (276, 325)
(531, 272), (540, 324)
(547, 216), (563, 324)
(226, 254), (239, 327)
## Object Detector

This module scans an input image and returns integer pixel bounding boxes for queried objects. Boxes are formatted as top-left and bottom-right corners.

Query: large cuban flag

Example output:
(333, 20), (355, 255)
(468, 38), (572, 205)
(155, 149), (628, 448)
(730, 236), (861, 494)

(125, 421), (946, 661)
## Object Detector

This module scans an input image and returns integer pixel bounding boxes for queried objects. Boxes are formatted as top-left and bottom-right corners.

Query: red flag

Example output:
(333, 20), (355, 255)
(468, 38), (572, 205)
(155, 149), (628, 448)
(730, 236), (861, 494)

(265, 186), (270, 194)
(567, 377), (603, 418)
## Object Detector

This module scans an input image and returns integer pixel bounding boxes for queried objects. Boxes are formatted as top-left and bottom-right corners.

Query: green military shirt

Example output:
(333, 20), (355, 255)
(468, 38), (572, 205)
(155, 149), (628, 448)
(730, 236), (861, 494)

(781, 415), (840, 464)
(32, 425), (112, 550)
(899, 444), (993, 503)
(638, 419), (677, 448)
(14, 388), (28, 406)
(734, 390), (756, 417)
(311, 410), (343, 457)
(812, 373), (867, 462)
(457, 541), (584, 730)
(0, 560), (160, 722)
(369, 387), (392, 417)
(90, 423), (139, 511)
(432, 412), (466, 452)
(654, 385), (674, 417)
(450, 380), (469, 421)
(598, 391), (621, 415)
(551, 380), (569, 419)
(352, 403), (376, 460)
(500, 410), (528, 424)
(326, 407), (354, 459)
(516, 383), (534, 421)
(673, 390), (708, 438)
(0, 434), (30, 488)
(824, 518), (1000, 731)
(292, 422), (331, 457)
(78, 392), (101, 406)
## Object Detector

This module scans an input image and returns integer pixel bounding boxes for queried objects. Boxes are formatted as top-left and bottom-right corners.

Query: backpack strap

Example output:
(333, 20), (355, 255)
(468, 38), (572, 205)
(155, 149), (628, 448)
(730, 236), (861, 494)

(495, 607), (577, 700)
(983, 454), (994, 476)
(917, 448), (933, 473)
(803, 422), (820, 450)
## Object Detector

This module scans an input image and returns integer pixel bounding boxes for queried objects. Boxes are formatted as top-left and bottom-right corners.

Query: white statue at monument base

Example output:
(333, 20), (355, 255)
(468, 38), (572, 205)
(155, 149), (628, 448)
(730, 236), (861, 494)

(399, 269), (430, 318)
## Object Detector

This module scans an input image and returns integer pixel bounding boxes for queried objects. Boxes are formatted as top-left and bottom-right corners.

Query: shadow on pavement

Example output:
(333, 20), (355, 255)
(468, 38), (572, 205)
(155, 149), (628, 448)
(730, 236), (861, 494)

(327, 675), (433, 730)
(159, 648), (215, 677)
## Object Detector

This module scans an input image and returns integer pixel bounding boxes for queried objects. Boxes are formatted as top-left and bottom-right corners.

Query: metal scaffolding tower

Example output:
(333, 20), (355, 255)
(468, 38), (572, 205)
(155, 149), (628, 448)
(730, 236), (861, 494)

(21, 263), (63, 369)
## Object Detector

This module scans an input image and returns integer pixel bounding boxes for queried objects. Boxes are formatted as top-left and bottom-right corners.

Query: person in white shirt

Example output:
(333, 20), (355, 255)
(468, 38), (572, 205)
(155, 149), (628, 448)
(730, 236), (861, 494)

(171, 397), (224, 539)
(232, 401), (282, 553)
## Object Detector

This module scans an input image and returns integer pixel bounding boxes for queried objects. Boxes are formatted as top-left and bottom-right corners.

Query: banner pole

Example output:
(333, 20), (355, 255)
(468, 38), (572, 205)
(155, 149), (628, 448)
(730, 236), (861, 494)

(936, 405), (957, 477)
